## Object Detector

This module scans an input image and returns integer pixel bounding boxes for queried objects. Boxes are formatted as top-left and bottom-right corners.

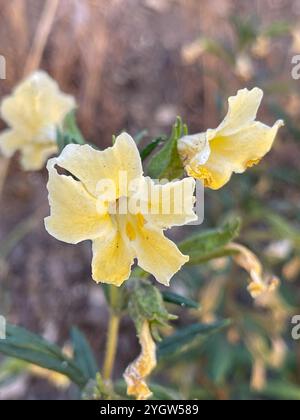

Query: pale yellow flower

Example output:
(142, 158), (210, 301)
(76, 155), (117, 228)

(0, 71), (75, 170)
(178, 88), (284, 189)
(45, 133), (196, 286)
(124, 321), (156, 400)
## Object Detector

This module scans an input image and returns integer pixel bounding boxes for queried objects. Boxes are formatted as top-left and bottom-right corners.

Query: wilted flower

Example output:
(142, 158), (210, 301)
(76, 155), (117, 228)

(227, 242), (280, 299)
(45, 133), (196, 286)
(0, 71), (75, 170)
(178, 88), (284, 189)
(246, 333), (287, 391)
(124, 321), (156, 400)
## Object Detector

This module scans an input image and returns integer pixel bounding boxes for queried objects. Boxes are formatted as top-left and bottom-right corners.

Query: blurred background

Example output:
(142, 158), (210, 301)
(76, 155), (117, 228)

(0, 0), (299, 400)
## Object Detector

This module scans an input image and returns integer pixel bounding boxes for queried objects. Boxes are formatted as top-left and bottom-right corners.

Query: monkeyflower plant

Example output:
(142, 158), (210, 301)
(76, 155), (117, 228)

(0, 71), (285, 400)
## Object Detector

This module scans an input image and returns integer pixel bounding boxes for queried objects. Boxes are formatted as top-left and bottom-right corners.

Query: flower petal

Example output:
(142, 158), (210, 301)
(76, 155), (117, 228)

(55, 133), (143, 197)
(45, 158), (108, 244)
(92, 229), (134, 286)
(208, 87), (263, 139)
(21, 143), (58, 171)
(194, 119), (283, 189)
(131, 222), (189, 286)
(142, 177), (197, 229)
(0, 129), (26, 157)
(1, 71), (75, 131)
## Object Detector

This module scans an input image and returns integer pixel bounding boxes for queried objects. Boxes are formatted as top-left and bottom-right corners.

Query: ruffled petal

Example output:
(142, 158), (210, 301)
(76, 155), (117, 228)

(20, 143), (58, 171)
(0, 129), (26, 157)
(1, 71), (75, 131)
(208, 87), (263, 139)
(45, 158), (109, 244)
(54, 133), (143, 197)
(141, 177), (197, 229)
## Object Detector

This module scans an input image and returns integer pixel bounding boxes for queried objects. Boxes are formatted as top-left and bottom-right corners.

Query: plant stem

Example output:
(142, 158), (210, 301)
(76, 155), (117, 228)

(103, 311), (120, 381)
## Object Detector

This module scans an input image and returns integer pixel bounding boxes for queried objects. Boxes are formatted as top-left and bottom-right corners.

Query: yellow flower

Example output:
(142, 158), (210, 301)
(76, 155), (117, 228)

(0, 71), (75, 170)
(178, 88), (284, 189)
(45, 133), (196, 286)
(124, 321), (156, 400)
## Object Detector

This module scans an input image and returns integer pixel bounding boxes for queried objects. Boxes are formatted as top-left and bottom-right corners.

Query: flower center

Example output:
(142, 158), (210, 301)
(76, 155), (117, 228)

(106, 197), (146, 242)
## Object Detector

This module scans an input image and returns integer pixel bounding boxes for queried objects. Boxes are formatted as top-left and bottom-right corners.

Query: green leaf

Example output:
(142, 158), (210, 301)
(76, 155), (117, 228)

(161, 291), (200, 309)
(62, 110), (85, 145)
(56, 110), (85, 152)
(0, 323), (87, 387)
(71, 327), (98, 381)
(179, 218), (241, 265)
(147, 117), (185, 179)
(157, 319), (231, 361)
(207, 336), (234, 384)
(140, 136), (165, 161)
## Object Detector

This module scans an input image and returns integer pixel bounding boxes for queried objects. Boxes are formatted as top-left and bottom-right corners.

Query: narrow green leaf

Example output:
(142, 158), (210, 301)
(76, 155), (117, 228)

(161, 291), (200, 309)
(208, 336), (233, 384)
(5, 324), (65, 359)
(71, 327), (98, 381)
(140, 137), (165, 161)
(157, 320), (231, 360)
(179, 218), (241, 265)
(0, 323), (87, 387)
